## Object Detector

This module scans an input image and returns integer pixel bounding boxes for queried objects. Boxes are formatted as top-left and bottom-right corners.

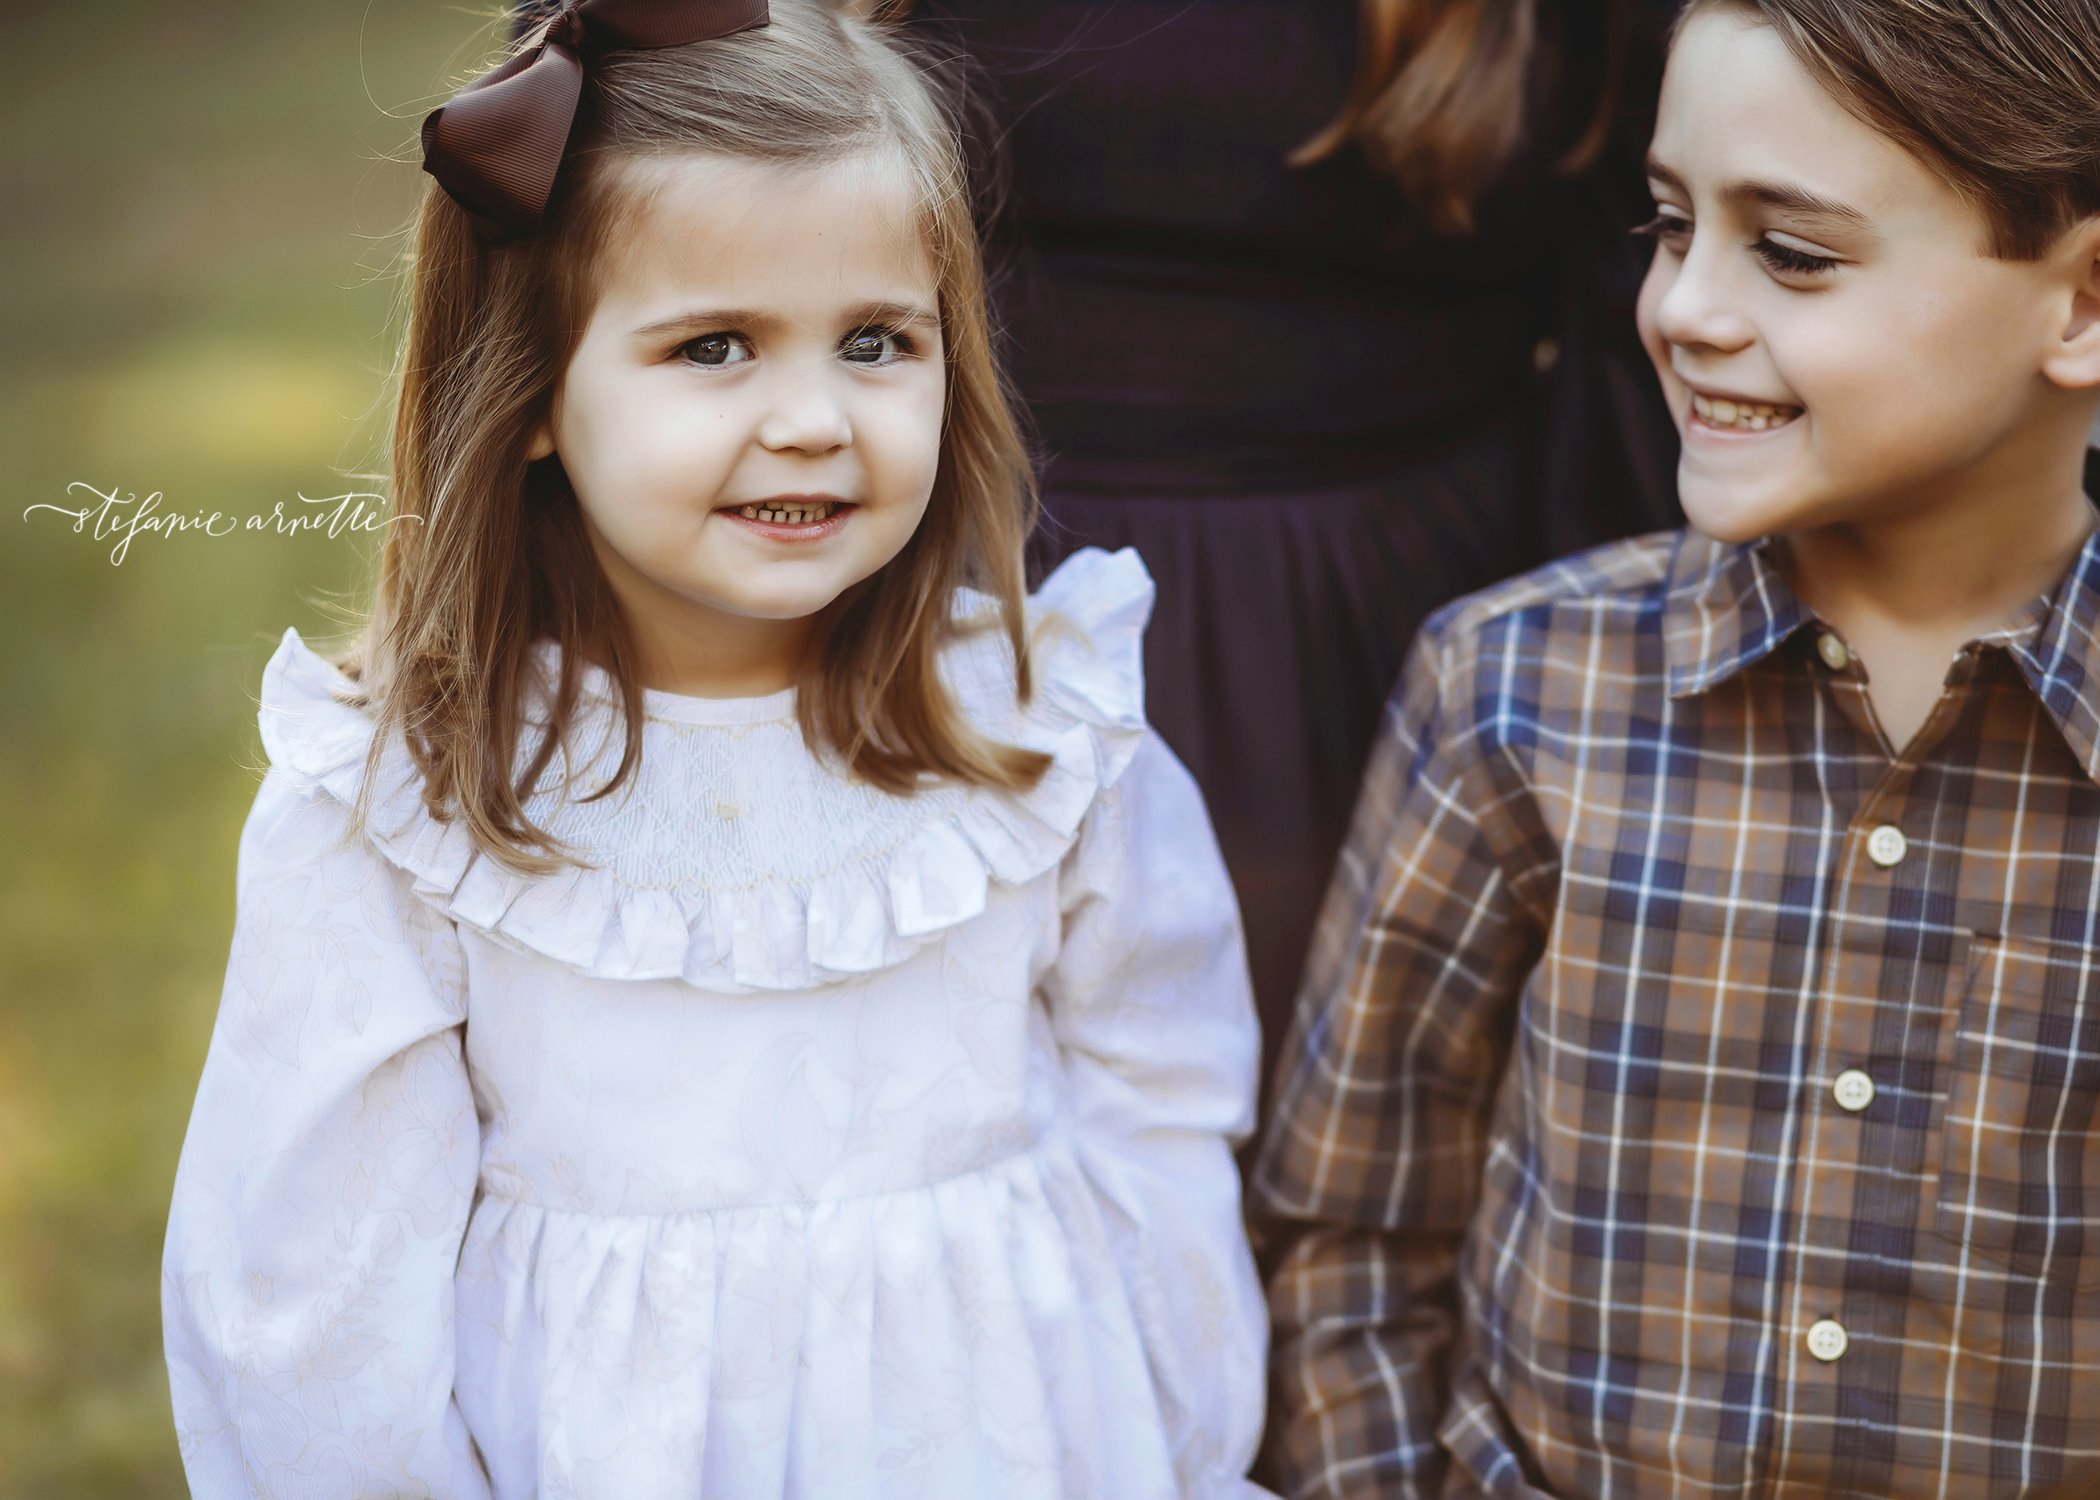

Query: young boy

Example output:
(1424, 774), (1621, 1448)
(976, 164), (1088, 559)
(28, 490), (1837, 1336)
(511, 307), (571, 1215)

(1252, 2), (2100, 1495)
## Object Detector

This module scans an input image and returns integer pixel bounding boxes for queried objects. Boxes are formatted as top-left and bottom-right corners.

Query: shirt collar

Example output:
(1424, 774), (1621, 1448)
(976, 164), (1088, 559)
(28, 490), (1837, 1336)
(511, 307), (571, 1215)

(1661, 529), (1809, 699)
(2006, 524), (2100, 787)
(1662, 525), (2100, 787)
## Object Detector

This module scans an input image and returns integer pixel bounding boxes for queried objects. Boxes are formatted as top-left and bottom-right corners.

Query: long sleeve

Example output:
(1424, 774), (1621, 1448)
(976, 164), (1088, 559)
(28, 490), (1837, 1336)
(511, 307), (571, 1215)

(162, 765), (492, 1498)
(1039, 728), (1274, 1500)
(1248, 622), (1550, 1500)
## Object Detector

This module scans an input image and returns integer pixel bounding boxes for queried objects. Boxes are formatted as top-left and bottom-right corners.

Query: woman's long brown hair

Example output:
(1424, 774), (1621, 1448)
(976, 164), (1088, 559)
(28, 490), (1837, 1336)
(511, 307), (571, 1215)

(339, 0), (1049, 879)
(1296, 0), (1636, 235)
(865, 0), (1634, 238)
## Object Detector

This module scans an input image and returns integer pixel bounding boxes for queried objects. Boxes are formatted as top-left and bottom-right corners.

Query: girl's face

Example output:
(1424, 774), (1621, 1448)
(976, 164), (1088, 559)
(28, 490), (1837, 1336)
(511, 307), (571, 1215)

(529, 150), (945, 680)
(1635, 9), (2088, 544)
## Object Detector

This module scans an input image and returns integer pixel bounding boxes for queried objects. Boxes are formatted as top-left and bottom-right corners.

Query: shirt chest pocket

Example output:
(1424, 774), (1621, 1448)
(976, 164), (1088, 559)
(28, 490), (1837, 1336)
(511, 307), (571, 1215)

(1936, 934), (2100, 1292)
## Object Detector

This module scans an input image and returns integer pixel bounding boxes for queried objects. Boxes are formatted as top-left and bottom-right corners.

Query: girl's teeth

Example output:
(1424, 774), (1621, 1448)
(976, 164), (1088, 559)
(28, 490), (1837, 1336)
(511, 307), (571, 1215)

(736, 502), (838, 524)
(1690, 392), (1801, 431)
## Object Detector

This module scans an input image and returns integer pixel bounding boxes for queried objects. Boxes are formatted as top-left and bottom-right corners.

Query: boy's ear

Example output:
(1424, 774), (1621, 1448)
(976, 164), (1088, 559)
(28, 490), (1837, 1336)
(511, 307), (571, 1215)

(2043, 216), (2100, 391)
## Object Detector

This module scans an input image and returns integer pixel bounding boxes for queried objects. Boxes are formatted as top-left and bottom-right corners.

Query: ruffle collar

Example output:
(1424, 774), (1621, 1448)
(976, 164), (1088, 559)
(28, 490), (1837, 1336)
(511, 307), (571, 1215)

(255, 547), (1152, 992)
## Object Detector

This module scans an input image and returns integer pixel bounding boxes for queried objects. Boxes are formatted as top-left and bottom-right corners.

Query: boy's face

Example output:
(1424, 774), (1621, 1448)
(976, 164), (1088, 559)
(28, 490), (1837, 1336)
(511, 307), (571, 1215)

(1636, 8), (2090, 544)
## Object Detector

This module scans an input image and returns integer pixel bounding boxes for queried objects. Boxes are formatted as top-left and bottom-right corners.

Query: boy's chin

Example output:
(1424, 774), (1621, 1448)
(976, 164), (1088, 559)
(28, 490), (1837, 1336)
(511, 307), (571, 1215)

(1676, 475), (1815, 547)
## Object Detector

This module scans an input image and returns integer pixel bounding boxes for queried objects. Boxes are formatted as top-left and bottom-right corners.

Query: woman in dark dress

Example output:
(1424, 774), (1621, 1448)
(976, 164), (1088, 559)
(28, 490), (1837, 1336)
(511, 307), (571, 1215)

(898, 0), (1681, 1118)
(506, 0), (1682, 1127)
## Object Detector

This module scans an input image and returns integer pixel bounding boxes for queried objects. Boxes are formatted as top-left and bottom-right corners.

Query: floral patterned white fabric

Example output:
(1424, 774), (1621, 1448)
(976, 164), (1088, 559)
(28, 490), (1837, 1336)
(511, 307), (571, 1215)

(162, 547), (1274, 1499)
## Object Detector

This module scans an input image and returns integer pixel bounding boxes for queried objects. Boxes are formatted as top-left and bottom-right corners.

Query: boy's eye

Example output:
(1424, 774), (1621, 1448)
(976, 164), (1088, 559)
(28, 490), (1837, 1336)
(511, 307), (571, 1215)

(841, 327), (914, 365)
(1752, 236), (1840, 278)
(1631, 211), (1692, 247)
(679, 332), (754, 368)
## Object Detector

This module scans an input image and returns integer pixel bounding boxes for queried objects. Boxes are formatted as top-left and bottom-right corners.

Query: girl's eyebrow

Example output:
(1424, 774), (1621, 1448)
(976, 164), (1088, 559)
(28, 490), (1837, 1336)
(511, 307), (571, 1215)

(631, 306), (768, 339)
(629, 300), (940, 341)
(1644, 153), (1874, 234)
(843, 300), (940, 330)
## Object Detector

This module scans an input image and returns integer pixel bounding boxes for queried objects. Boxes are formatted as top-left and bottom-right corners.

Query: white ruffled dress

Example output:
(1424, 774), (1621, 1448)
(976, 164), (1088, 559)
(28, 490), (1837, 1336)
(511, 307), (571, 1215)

(160, 548), (1273, 1499)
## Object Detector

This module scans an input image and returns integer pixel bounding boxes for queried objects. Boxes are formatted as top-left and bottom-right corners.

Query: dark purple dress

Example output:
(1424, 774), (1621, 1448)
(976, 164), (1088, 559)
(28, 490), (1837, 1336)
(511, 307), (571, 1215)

(905, 0), (1681, 1121)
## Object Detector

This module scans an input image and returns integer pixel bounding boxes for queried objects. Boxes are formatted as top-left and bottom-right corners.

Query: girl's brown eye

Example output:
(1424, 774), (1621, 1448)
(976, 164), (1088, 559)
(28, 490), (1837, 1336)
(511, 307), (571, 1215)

(842, 327), (912, 365)
(680, 333), (753, 368)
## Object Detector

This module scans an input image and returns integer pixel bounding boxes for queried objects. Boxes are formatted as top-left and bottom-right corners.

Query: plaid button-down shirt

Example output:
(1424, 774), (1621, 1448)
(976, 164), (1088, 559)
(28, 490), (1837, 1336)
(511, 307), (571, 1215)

(1252, 525), (2100, 1499)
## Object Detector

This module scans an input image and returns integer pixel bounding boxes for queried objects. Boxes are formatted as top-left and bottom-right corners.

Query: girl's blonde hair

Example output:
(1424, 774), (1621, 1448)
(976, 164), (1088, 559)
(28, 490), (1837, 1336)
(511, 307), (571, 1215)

(343, 0), (1049, 878)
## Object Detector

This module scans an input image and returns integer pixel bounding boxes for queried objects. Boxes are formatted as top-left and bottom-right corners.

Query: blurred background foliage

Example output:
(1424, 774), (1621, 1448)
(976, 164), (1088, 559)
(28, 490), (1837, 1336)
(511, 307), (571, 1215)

(1, 2), (518, 1490)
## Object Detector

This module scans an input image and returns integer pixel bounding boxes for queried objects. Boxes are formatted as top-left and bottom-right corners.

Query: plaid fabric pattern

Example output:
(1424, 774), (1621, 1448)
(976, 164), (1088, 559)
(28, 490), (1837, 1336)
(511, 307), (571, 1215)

(1252, 526), (2100, 1499)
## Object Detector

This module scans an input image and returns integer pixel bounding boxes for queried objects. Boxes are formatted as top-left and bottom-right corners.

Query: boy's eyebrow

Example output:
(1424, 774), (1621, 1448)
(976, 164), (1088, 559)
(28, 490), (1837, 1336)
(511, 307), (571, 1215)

(1644, 156), (1692, 197)
(1726, 179), (1874, 231)
(630, 300), (940, 341)
(1644, 154), (1874, 233)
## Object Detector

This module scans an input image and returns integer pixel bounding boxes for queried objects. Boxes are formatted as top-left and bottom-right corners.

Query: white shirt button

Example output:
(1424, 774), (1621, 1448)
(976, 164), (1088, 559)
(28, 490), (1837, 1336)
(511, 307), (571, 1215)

(1832, 1069), (1876, 1112)
(1807, 1318), (1849, 1362)
(714, 800), (741, 821)
(1866, 824), (1908, 868)
(1817, 633), (1851, 671)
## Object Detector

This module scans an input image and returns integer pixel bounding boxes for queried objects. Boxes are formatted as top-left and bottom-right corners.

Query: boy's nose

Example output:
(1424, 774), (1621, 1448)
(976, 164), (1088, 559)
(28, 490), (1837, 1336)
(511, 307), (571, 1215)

(1654, 244), (1756, 356)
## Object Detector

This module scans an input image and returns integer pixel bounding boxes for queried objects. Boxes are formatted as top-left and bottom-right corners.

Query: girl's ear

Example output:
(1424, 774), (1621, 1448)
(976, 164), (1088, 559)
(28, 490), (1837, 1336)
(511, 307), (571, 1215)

(2044, 217), (2100, 392)
(526, 419), (556, 462)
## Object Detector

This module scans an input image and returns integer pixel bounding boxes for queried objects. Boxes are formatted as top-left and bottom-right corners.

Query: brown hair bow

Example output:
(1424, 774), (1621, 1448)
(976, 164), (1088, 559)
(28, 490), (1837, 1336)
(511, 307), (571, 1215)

(421, 0), (770, 243)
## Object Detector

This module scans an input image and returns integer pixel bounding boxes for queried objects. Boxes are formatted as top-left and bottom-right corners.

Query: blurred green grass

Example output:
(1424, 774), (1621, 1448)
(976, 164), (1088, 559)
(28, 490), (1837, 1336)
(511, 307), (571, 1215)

(0, 3), (522, 1491)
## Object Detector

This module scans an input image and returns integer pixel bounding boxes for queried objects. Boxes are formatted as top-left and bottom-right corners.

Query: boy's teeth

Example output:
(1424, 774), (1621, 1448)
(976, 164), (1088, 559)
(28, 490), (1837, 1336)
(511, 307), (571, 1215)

(1690, 391), (1800, 431)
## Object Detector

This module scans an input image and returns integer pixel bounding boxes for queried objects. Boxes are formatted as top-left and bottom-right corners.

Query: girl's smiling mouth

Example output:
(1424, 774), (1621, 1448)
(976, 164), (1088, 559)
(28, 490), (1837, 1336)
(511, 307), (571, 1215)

(721, 495), (858, 541)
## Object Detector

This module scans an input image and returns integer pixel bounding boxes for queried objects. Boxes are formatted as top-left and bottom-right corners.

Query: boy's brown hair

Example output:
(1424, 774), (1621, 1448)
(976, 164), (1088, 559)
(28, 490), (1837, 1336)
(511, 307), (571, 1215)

(1683, 0), (2100, 260)
(340, 0), (1049, 878)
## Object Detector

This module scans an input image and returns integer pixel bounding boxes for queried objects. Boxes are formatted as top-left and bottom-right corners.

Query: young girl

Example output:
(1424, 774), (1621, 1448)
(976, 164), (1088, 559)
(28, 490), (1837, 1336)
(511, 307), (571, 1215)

(158, 2), (1270, 1495)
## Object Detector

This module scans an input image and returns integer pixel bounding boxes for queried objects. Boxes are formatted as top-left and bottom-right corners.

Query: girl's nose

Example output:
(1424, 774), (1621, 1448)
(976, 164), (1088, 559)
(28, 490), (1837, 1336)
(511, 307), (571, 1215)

(1653, 240), (1756, 357)
(756, 370), (852, 456)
